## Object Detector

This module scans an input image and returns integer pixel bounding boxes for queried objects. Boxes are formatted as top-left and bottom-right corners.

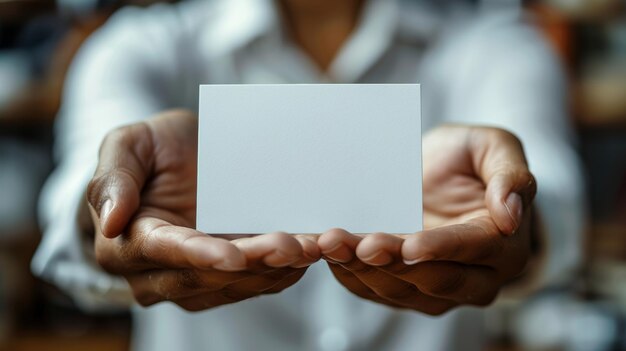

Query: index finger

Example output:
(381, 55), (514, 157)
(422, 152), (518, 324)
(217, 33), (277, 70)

(400, 217), (513, 268)
(87, 122), (154, 238)
(94, 216), (247, 274)
(468, 127), (537, 235)
(232, 233), (316, 268)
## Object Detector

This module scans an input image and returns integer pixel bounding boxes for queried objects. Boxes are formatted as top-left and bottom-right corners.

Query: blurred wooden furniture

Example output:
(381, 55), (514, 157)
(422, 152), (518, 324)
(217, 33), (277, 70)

(0, 0), (55, 24)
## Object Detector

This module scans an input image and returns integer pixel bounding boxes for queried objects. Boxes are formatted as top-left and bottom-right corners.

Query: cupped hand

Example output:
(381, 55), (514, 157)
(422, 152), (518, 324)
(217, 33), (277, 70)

(87, 110), (320, 311)
(318, 125), (537, 315)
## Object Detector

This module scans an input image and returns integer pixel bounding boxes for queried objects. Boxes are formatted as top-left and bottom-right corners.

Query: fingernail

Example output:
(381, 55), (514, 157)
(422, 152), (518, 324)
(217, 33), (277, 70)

(100, 199), (113, 232)
(403, 254), (432, 265)
(360, 250), (392, 266)
(321, 242), (352, 263)
(504, 193), (523, 233)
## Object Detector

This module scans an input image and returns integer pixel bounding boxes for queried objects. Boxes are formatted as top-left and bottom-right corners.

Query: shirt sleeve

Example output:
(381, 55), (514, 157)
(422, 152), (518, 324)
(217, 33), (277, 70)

(435, 12), (586, 290)
(31, 4), (183, 311)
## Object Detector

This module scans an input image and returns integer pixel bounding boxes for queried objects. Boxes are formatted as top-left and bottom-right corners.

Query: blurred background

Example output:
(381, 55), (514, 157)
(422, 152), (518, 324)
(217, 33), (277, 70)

(0, 0), (625, 350)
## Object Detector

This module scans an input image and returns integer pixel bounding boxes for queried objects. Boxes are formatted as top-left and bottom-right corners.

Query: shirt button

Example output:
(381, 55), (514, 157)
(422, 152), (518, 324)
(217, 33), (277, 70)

(319, 327), (350, 351)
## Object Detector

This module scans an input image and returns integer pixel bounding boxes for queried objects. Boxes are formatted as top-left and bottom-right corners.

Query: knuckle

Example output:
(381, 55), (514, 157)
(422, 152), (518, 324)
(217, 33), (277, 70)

(95, 244), (119, 274)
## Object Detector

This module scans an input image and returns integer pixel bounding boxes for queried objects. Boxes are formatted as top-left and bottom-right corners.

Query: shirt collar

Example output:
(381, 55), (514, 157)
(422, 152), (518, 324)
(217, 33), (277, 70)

(328, 0), (400, 83)
(199, 0), (279, 58)
(203, 0), (441, 83)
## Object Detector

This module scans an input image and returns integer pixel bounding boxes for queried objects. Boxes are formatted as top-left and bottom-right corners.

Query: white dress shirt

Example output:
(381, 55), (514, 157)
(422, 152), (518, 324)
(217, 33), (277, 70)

(32, 0), (586, 350)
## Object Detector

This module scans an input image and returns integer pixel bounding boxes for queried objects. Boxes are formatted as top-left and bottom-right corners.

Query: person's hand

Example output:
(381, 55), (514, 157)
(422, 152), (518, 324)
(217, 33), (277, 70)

(318, 125), (537, 315)
(87, 110), (320, 311)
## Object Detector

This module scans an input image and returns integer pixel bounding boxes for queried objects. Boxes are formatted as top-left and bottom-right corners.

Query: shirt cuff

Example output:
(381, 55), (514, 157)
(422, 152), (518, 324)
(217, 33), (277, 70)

(31, 159), (134, 312)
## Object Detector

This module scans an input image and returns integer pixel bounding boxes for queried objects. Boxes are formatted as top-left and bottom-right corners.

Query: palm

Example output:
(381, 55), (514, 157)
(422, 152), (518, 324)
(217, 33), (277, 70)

(422, 128), (491, 229)
(319, 126), (535, 314)
(133, 112), (198, 229)
(90, 110), (320, 311)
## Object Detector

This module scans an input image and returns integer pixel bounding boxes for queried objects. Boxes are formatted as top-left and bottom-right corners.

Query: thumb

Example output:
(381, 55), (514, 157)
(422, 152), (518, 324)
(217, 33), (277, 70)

(87, 123), (154, 238)
(469, 128), (537, 235)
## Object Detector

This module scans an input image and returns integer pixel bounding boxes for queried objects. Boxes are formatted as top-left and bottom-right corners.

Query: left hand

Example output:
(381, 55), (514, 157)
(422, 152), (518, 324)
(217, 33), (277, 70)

(87, 110), (320, 311)
(318, 125), (537, 315)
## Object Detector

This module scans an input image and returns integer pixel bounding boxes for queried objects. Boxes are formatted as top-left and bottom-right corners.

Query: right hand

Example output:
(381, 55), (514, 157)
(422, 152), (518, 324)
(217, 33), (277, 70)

(87, 110), (320, 311)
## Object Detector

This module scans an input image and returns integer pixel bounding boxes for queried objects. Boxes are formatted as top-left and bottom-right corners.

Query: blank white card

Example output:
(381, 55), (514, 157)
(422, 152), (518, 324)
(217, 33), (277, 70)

(197, 84), (422, 234)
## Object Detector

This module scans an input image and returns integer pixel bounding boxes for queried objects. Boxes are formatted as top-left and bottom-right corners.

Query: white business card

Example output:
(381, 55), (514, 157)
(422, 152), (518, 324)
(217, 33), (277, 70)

(197, 84), (422, 234)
